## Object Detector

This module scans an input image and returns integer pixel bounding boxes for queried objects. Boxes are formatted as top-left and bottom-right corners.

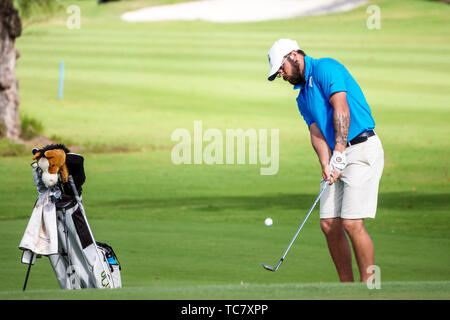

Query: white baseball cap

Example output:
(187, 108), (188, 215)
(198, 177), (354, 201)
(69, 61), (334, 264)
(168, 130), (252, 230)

(267, 39), (300, 81)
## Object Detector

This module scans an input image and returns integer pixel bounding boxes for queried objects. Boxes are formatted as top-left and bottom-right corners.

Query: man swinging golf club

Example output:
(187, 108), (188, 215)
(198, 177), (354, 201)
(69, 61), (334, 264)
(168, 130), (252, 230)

(267, 39), (384, 282)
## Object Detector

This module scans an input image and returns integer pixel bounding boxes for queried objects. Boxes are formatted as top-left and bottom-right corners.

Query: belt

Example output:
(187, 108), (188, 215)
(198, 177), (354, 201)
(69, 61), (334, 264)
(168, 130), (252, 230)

(347, 130), (375, 147)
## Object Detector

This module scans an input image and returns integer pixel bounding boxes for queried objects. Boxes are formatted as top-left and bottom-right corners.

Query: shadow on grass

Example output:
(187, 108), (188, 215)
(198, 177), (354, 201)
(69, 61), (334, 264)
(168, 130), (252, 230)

(98, 192), (449, 213)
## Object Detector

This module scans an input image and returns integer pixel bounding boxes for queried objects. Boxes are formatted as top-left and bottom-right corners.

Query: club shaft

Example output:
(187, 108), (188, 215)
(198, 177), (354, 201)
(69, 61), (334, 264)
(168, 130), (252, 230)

(278, 183), (328, 262)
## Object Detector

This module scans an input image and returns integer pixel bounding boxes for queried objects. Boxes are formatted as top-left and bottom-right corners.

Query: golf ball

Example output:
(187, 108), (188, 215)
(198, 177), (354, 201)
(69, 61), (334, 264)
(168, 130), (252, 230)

(265, 218), (273, 226)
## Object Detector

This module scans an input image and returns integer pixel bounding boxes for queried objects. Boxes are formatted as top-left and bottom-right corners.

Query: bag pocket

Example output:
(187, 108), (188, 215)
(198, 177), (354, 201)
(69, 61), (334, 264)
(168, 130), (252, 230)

(96, 242), (122, 288)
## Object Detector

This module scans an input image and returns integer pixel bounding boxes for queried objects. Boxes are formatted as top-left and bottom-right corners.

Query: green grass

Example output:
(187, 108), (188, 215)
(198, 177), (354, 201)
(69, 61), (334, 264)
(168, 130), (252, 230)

(20, 114), (44, 140)
(0, 0), (449, 299)
(2, 281), (449, 300)
(0, 139), (27, 157)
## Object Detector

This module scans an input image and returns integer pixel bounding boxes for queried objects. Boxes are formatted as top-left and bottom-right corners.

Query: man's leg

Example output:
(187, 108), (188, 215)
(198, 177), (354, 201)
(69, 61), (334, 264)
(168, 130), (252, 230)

(342, 218), (374, 282)
(320, 218), (354, 282)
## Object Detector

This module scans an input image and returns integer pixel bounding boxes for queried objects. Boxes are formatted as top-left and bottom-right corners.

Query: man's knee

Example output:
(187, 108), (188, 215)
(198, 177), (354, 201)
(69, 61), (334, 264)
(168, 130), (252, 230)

(342, 219), (365, 235)
(320, 218), (343, 236)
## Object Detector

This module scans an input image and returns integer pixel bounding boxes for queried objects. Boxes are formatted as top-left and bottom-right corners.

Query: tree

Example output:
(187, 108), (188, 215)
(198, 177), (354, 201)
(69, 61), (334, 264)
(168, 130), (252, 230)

(0, 0), (22, 140)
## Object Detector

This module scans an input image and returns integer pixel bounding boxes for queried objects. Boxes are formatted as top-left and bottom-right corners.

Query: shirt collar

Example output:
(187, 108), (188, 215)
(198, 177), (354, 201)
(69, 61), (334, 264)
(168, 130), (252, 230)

(293, 55), (313, 91)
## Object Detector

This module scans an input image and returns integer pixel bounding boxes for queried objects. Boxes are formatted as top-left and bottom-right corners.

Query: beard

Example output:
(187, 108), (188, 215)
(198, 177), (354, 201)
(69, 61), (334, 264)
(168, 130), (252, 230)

(285, 57), (305, 86)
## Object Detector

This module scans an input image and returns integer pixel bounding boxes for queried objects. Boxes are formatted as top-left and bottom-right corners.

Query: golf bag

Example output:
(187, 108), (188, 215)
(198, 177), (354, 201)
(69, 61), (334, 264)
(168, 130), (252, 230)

(21, 151), (122, 290)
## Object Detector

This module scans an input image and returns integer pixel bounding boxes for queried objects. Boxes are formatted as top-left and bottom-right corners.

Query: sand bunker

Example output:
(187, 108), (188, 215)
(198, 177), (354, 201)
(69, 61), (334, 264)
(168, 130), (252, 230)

(121, 0), (369, 23)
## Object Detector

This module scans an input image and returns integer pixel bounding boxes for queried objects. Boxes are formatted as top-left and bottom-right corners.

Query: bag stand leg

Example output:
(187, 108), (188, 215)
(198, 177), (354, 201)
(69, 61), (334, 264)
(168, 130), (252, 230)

(22, 253), (34, 291)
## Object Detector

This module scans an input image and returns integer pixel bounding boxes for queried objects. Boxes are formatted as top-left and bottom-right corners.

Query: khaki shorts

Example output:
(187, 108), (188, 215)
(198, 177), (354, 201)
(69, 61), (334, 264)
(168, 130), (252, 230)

(320, 134), (384, 220)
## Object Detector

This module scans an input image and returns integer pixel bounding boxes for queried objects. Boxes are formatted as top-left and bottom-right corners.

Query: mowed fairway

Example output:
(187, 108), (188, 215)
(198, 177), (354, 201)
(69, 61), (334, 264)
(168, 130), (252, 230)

(0, 0), (449, 299)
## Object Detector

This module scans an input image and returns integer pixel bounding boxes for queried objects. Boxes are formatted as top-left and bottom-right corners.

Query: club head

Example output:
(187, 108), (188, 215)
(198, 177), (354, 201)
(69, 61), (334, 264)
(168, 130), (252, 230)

(261, 263), (277, 272)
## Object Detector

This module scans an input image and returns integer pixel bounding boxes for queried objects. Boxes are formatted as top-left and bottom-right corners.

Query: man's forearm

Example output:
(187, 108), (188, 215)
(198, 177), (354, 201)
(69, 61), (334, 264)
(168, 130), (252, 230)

(333, 109), (350, 152)
(310, 122), (332, 168)
(330, 92), (350, 152)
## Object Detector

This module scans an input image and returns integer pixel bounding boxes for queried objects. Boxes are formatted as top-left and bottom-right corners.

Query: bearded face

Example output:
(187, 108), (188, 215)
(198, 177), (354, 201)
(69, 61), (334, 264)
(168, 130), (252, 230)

(283, 56), (306, 86)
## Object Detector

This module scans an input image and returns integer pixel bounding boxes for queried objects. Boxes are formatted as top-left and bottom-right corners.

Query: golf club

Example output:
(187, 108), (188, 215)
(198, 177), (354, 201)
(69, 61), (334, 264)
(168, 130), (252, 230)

(261, 181), (328, 272)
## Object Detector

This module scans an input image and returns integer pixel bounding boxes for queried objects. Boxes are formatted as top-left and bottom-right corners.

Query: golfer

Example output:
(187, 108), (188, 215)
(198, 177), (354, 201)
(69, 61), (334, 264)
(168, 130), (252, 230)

(267, 39), (384, 282)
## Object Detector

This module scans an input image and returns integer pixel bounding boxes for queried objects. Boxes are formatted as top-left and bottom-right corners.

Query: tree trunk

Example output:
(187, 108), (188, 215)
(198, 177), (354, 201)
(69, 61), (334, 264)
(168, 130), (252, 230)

(0, 0), (22, 141)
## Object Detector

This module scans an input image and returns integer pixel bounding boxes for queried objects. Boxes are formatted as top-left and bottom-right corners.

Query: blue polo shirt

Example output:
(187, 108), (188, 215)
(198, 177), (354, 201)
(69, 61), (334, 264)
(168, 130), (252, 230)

(295, 55), (375, 150)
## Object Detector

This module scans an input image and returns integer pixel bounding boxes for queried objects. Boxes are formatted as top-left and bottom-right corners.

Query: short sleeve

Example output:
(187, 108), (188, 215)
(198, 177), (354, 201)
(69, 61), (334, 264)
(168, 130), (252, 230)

(315, 58), (347, 100)
(296, 96), (314, 128)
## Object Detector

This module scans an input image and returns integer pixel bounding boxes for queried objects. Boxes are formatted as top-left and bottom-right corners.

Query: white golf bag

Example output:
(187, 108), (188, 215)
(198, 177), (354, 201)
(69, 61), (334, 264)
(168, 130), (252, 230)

(20, 149), (122, 290)
(49, 191), (122, 289)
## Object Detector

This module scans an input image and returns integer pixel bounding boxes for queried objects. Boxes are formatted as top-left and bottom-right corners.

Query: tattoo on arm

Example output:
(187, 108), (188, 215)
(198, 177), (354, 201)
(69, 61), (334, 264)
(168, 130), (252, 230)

(334, 112), (349, 148)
